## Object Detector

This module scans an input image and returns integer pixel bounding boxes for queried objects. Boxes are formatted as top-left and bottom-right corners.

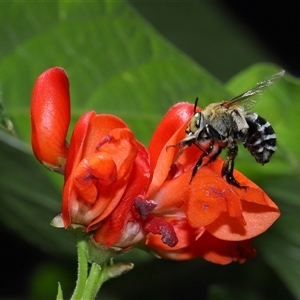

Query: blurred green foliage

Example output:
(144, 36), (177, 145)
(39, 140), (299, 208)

(0, 1), (299, 299)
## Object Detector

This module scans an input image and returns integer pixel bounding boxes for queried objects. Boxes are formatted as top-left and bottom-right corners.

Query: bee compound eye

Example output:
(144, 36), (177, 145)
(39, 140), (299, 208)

(189, 113), (201, 133)
(190, 118), (197, 133)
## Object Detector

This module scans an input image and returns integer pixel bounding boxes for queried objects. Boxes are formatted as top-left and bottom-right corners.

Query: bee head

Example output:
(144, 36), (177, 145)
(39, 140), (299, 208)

(186, 112), (203, 135)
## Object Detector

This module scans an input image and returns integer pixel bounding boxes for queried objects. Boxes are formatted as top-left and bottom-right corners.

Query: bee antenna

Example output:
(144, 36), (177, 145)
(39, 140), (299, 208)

(194, 97), (199, 113)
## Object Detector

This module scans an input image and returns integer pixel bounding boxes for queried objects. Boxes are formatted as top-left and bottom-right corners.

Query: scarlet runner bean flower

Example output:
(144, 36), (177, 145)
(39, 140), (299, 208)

(31, 67), (280, 266)
(140, 102), (280, 264)
(30, 67), (152, 252)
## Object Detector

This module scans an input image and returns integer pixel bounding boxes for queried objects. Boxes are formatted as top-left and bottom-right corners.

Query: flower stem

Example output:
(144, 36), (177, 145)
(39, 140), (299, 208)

(68, 234), (132, 299)
(70, 236), (89, 300)
(81, 262), (105, 299)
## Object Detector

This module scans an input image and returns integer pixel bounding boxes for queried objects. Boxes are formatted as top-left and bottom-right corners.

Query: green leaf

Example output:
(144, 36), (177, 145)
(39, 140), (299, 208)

(255, 173), (300, 299)
(0, 1), (226, 146)
(56, 283), (64, 300)
(225, 64), (300, 180)
(0, 130), (75, 255)
(226, 64), (300, 298)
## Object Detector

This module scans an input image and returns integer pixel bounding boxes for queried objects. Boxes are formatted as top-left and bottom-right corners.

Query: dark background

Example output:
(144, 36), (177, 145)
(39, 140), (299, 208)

(131, 1), (300, 79)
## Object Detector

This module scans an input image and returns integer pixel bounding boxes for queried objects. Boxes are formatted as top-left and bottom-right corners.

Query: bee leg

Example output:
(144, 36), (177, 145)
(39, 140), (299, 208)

(166, 133), (197, 150)
(166, 140), (192, 164)
(189, 140), (215, 183)
(190, 153), (205, 183)
(222, 143), (246, 189)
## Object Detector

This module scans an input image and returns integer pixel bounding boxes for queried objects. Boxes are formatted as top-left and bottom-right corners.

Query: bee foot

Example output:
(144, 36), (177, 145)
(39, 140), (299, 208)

(223, 175), (247, 189)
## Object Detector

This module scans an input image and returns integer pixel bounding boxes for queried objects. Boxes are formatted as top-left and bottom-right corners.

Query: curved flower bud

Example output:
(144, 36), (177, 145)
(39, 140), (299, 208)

(144, 101), (280, 264)
(31, 67), (70, 173)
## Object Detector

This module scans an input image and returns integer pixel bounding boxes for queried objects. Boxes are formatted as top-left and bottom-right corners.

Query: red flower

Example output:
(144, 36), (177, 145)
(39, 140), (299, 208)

(31, 67), (151, 249)
(31, 67), (280, 264)
(143, 102), (280, 264)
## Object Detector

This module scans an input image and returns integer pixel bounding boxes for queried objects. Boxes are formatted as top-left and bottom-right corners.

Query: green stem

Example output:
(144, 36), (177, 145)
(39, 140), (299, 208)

(70, 236), (89, 300)
(81, 262), (106, 299)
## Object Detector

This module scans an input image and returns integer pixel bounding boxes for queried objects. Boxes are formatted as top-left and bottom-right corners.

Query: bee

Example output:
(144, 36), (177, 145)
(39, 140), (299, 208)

(168, 70), (285, 187)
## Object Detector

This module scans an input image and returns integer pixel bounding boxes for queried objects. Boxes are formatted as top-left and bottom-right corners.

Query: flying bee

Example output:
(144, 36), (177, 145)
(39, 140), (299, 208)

(168, 70), (285, 187)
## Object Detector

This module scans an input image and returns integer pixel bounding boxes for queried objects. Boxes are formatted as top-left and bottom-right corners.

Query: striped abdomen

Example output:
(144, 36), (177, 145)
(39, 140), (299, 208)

(244, 112), (276, 164)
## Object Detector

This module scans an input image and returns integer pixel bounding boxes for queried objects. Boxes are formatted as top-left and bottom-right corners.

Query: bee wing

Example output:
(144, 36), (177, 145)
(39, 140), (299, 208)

(221, 69), (285, 111)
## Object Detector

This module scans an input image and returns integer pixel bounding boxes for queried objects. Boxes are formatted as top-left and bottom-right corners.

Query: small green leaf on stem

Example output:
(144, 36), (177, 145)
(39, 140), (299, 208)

(56, 282), (64, 300)
(106, 262), (134, 279)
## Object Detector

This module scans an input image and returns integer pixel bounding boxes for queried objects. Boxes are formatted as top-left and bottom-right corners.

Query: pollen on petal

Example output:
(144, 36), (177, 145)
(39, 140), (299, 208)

(144, 217), (178, 247)
(133, 197), (157, 220)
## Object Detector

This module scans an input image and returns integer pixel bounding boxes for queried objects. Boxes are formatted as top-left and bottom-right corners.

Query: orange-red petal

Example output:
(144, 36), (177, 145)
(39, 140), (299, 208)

(86, 128), (139, 228)
(31, 67), (70, 170)
(145, 217), (205, 250)
(64, 111), (95, 181)
(150, 230), (256, 264)
(148, 102), (194, 172)
(62, 111), (99, 227)
(200, 159), (280, 240)
(151, 171), (190, 213)
(63, 112), (145, 229)
(93, 142), (151, 247)
(147, 102), (203, 198)
(82, 114), (129, 159)
(205, 200), (280, 241)
(187, 165), (244, 228)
